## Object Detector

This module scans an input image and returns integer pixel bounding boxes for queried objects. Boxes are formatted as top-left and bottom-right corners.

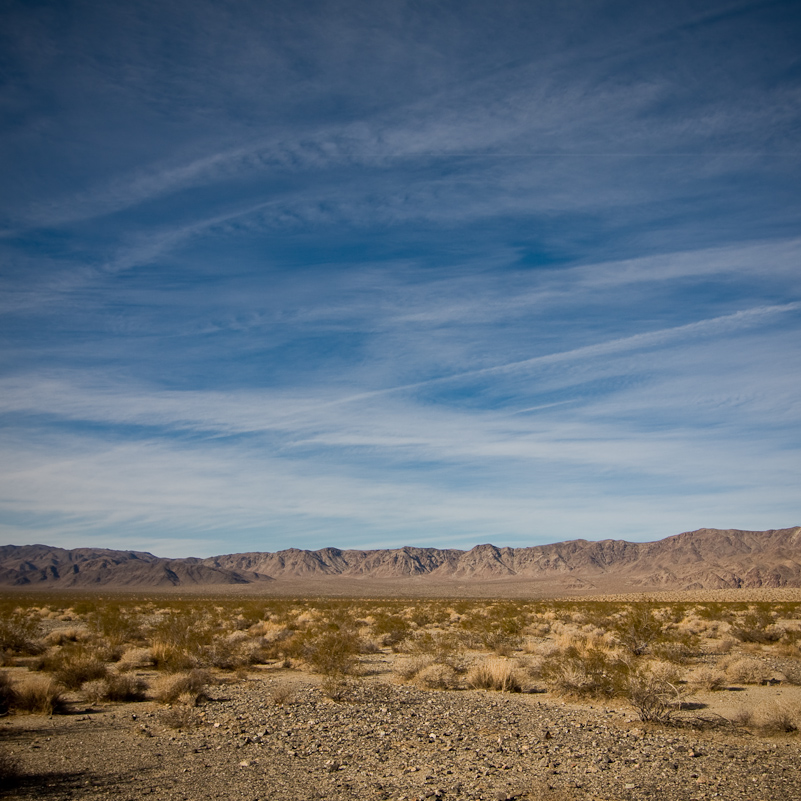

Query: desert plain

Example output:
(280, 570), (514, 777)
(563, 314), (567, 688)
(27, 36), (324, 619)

(2, 581), (801, 801)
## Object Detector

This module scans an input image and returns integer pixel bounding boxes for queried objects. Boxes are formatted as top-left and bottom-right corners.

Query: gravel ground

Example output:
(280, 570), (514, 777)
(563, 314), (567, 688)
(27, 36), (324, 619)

(2, 671), (801, 801)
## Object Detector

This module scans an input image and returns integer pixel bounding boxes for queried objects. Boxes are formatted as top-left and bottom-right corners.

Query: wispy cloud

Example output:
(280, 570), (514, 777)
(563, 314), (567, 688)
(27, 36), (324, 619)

(1, 1), (799, 553)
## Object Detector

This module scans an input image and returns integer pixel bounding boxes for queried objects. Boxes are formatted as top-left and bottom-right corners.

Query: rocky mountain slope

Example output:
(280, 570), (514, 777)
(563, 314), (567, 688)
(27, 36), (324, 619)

(0, 527), (799, 590)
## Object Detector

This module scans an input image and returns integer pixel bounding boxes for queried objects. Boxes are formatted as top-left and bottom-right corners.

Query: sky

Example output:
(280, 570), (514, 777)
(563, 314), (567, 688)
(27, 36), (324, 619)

(1, 0), (800, 558)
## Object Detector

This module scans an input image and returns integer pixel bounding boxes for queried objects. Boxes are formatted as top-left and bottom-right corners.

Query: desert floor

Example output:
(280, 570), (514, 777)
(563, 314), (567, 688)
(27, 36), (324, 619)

(3, 656), (801, 801)
(2, 591), (801, 800)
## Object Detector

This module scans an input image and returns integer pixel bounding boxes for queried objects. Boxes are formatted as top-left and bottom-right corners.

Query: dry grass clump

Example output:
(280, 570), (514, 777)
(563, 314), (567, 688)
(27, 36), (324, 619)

(395, 654), (436, 682)
(466, 657), (522, 692)
(150, 640), (200, 673)
(0, 612), (43, 657)
(287, 625), (363, 678)
(319, 675), (357, 702)
(755, 703), (800, 733)
(11, 675), (66, 714)
(151, 669), (210, 705)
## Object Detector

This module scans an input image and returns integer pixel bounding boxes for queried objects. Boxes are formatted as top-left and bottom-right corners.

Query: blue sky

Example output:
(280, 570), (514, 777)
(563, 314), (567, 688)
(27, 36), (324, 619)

(1, 0), (800, 558)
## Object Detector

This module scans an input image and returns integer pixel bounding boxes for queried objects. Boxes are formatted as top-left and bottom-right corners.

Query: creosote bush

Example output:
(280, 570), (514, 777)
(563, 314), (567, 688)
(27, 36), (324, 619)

(540, 637), (629, 699)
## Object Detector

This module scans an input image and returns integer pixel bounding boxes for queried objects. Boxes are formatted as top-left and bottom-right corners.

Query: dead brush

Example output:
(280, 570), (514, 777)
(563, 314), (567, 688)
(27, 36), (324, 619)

(10, 675), (66, 714)
(623, 661), (685, 724)
(0, 612), (43, 656)
(81, 673), (148, 703)
(35, 645), (110, 689)
(466, 657), (522, 692)
(720, 656), (771, 685)
(116, 647), (153, 671)
(150, 640), (199, 672)
(159, 706), (199, 730)
(413, 663), (460, 690)
(540, 636), (629, 699)
(686, 665), (727, 691)
(754, 702), (800, 733)
(269, 683), (296, 705)
(404, 630), (466, 671)
(0, 672), (16, 714)
(151, 669), (210, 705)
(43, 627), (92, 646)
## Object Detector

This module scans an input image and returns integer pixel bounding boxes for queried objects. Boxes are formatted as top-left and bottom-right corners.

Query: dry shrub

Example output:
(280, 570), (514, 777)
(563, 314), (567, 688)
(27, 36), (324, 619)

(270, 684), (295, 705)
(116, 647), (153, 671)
(288, 626), (362, 678)
(0, 613), (43, 656)
(395, 655), (435, 682)
(686, 665), (727, 691)
(159, 706), (199, 730)
(35, 645), (110, 689)
(406, 631), (464, 666)
(81, 673), (147, 703)
(612, 606), (663, 656)
(12, 676), (66, 714)
(371, 613), (411, 649)
(624, 662), (684, 724)
(319, 675), (356, 702)
(150, 641), (199, 673)
(722, 656), (770, 685)
(43, 628), (92, 646)
(755, 703), (800, 733)
(202, 642), (250, 671)
(729, 707), (754, 727)
(414, 663), (459, 690)
(151, 669), (210, 705)
(466, 657), (521, 692)
(248, 620), (290, 640)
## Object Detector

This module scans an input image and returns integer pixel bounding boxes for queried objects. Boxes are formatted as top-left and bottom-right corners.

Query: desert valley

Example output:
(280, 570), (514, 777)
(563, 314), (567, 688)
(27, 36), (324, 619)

(1, 528), (801, 800)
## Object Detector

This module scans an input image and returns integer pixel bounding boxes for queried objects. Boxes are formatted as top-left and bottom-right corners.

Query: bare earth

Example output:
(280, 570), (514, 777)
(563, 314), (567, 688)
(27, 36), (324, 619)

(3, 662), (801, 801)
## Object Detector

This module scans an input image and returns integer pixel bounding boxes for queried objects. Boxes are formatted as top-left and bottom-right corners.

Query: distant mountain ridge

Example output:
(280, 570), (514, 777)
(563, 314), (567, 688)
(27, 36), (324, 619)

(1, 527), (800, 591)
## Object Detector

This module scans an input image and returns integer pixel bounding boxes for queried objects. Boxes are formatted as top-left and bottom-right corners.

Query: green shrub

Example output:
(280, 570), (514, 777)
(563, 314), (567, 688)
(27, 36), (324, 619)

(0, 613), (42, 656)
(541, 639), (628, 698)
(613, 606), (663, 656)
(288, 625), (362, 677)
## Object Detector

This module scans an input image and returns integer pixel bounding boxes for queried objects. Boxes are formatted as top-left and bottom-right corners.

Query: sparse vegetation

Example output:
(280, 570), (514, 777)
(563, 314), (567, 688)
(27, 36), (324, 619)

(0, 592), (798, 735)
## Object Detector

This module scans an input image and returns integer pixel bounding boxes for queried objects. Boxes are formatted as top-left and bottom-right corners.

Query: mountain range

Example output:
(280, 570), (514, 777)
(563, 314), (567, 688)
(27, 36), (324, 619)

(1, 527), (799, 592)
